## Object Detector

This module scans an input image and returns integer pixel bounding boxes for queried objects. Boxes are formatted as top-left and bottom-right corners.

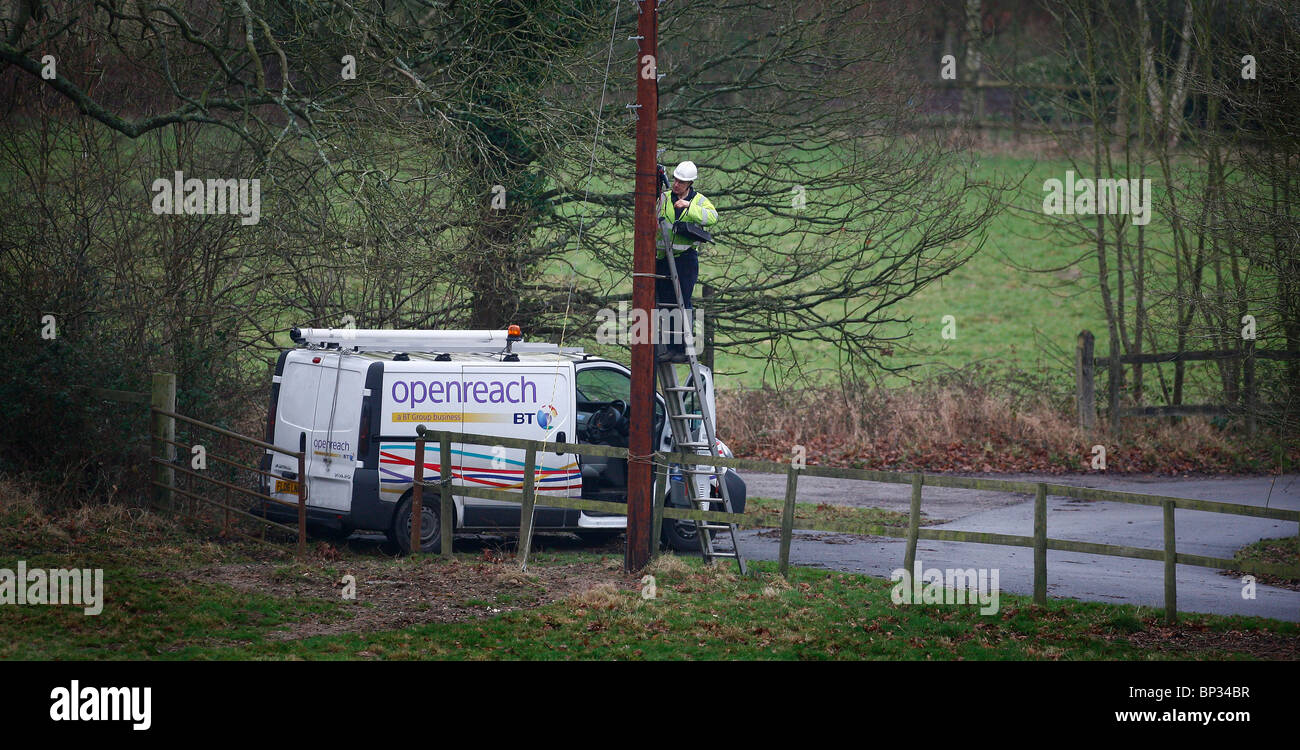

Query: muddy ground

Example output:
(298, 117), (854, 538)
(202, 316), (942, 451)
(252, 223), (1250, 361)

(166, 542), (638, 641)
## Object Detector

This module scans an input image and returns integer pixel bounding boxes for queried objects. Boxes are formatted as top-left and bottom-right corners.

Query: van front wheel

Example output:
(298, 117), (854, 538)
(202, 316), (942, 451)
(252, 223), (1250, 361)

(394, 494), (442, 555)
(661, 496), (709, 553)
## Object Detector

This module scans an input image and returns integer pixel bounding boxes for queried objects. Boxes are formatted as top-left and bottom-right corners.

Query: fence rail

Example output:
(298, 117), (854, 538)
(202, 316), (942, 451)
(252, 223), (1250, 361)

(1075, 329), (1300, 432)
(96, 375), (1299, 621)
(414, 427), (1300, 624)
(142, 374), (308, 555)
(148, 403), (309, 554)
(89, 375), (311, 554)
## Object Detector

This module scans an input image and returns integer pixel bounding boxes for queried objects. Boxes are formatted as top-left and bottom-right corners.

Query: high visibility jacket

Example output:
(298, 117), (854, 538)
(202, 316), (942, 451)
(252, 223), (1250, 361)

(658, 188), (717, 257)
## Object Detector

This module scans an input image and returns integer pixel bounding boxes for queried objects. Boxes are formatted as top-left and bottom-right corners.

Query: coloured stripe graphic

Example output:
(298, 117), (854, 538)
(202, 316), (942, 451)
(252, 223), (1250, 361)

(378, 443), (581, 492)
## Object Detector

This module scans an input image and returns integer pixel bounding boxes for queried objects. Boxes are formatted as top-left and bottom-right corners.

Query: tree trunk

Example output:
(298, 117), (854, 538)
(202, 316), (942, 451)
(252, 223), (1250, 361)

(961, 0), (982, 119)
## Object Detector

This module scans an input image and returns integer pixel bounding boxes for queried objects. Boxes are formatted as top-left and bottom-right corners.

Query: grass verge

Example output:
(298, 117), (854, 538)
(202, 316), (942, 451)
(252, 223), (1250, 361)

(2, 482), (1296, 660)
(741, 496), (920, 533)
(1231, 536), (1300, 591)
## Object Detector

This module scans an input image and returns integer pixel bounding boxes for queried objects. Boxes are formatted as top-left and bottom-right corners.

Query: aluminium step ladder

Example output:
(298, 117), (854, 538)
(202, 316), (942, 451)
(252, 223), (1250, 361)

(653, 217), (746, 574)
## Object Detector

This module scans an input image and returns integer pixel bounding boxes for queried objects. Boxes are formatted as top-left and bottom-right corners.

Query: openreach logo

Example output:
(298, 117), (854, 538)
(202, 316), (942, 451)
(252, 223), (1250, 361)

(50, 681), (151, 731)
(151, 170), (261, 225)
(1042, 170), (1152, 226)
(0, 561), (103, 615)
(890, 560), (1000, 615)
(595, 302), (704, 351)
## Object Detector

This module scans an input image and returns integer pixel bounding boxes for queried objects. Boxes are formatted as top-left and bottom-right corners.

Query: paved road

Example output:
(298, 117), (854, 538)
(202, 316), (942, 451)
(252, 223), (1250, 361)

(736, 472), (1300, 621)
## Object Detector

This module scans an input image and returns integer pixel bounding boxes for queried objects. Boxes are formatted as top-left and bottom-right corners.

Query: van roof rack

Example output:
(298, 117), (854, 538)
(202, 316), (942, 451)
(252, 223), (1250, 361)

(289, 327), (585, 355)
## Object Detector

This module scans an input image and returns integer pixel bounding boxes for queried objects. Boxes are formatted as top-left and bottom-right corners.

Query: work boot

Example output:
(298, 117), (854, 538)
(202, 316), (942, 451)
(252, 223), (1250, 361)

(655, 345), (689, 363)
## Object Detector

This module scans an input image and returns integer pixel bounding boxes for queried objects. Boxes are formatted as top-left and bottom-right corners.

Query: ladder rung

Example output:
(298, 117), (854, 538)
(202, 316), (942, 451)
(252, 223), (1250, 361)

(706, 551), (739, 559)
(679, 467), (716, 474)
(669, 413), (703, 420)
(699, 524), (733, 531)
(676, 441), (709, 448)
(664, 386), (696, 392)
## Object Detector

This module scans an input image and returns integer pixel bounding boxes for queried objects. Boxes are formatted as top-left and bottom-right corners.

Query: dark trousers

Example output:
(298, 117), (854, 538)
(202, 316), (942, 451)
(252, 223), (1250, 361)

(655, 248), (698, 353)
(655, 248), (698, 308)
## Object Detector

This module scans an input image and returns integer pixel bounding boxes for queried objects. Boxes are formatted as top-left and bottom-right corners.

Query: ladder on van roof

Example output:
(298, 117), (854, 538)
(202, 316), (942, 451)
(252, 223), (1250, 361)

(653, 217), (746, 574)
(290, 327), (584, 355)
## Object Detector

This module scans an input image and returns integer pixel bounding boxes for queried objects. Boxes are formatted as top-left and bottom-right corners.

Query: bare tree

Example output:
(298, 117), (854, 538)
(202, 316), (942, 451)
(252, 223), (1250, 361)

(540, 0), (1004, 384)
(1009, 0), (1298, 434)
(2, 0), (1001, 394)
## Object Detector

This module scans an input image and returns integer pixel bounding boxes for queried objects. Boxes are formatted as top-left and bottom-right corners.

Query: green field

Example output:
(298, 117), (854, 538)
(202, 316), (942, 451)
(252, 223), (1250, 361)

(0, 124), (1229, 400)
(557, 152), (1129, 391)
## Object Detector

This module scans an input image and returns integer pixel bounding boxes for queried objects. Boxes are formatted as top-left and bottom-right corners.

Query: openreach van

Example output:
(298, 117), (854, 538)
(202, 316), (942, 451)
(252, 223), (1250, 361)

(259, 327), (746, 553)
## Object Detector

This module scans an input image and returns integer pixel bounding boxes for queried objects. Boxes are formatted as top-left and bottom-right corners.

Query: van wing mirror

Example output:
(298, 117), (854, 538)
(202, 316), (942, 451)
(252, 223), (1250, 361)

(555, 432), (565, 455)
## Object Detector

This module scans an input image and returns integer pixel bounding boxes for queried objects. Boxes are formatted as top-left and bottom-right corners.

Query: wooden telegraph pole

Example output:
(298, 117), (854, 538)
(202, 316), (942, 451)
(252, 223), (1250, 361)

(626, 0), (658, 572)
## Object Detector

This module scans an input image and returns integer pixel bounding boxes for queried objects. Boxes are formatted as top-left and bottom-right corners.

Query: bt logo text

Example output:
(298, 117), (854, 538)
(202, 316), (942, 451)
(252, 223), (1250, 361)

(50, 681), (151, 731)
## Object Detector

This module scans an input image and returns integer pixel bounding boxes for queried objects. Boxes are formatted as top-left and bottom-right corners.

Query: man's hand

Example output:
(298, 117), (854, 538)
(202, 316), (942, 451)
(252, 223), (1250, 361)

(674, 198), (689, 209)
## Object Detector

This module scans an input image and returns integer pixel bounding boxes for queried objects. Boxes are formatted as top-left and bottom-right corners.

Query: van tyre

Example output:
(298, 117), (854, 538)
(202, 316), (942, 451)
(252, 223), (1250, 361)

(660, 495), (709, 553)
(394, 494), (441, 555)
(662, 518), (711, 553)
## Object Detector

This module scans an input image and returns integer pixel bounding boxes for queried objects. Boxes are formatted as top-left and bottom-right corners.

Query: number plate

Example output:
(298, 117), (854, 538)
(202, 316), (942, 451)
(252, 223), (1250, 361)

(274, 479), (300, 495)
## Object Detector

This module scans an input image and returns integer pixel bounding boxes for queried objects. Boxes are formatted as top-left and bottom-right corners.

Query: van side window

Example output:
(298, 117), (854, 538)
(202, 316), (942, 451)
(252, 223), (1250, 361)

(576, 368), (631, 403)
(575, 367), (664, 432)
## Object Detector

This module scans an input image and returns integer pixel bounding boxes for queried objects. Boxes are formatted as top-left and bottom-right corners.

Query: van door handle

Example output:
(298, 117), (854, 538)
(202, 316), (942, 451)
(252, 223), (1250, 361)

(555, 432), (565, 455)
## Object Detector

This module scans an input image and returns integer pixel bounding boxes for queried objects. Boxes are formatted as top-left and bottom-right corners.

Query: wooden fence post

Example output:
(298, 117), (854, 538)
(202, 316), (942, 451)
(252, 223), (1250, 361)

(903, 473), (923, 575)
(150, 373), (176, 510)
(777, 463), (800, 577)
(1076, 330), (1095, 430)
(439, 436), (453, 557)
(1034, 483), (1047, 605)
(221, 432), (231, 538)
(1107, 335), (1121, 436)
(1163, 500), (1177, 624)
(411, 437), (425, 553)
(517, 445), (538, 570)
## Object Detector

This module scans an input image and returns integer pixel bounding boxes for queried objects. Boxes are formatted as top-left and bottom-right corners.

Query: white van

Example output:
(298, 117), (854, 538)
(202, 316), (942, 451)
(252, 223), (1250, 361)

(258, 327), (746, 553)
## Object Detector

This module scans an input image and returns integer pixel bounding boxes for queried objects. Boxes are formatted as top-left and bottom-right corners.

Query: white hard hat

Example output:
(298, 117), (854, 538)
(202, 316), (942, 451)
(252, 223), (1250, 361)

(672, 161), (698, 181)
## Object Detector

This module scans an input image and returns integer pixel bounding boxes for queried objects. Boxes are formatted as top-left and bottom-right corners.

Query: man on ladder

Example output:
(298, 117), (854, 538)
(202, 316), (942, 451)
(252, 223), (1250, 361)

(656, 160), (717, 362)
(651, 159), (745, 573)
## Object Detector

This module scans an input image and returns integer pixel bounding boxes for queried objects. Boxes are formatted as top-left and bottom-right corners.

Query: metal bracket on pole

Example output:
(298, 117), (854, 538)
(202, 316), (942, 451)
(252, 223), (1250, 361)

(626, 103), (641, 119)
